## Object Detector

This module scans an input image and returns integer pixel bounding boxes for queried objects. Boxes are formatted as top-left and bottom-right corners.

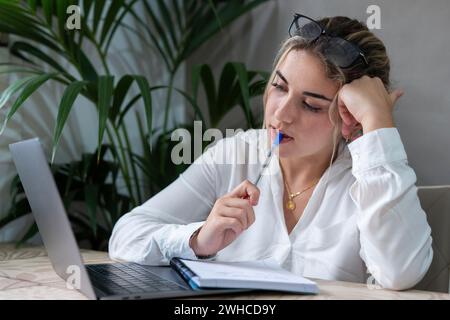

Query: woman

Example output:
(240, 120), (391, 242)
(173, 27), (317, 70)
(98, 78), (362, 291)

(109, 14), (433, 290)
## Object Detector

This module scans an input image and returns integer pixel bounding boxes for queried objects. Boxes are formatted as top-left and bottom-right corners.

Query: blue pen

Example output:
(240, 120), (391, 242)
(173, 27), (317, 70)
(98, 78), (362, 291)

(253, 131), (283, 187)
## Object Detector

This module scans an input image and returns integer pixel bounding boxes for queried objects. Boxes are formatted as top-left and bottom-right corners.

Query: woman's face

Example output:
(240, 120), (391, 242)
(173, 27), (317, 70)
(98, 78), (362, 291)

(265, 49), (340, 159)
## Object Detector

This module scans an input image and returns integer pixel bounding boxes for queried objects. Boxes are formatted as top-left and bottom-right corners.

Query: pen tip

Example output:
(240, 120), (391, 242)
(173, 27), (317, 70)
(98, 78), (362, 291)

(274, 132), (283, 146)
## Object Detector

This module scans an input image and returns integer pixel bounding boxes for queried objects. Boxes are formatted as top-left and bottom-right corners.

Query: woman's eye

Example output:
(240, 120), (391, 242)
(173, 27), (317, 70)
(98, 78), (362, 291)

(302, 102), (321, 113)
(271, 82), (286, 91)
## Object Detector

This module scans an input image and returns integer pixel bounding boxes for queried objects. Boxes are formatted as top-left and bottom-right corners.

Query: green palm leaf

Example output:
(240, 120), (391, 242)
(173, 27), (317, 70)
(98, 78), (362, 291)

(110, 75), (134, 123)
(0, 0), (60, 51)
(97, 75), (114, 162)
(0, 76), (36, 111)
(191, 64), (216, 126)
(231, 62), (254, 128)
(9, 41), (70, 77)
(181, 0), (268, 59)
(0, 73), (57, 135)
(133, 76), (153, 146)
(52, 80), (88, 162)
(93, 0), (107, 35)
(84, 184), (99, 238)
(99, 0), (125, 45)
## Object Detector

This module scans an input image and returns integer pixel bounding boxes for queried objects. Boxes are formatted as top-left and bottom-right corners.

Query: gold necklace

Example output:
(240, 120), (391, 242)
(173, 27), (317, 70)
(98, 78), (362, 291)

(280, 165), (319, 211)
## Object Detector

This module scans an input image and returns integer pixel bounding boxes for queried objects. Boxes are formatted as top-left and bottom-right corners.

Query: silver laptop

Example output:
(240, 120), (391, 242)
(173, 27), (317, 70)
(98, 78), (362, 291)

(9, 138), (245, 300)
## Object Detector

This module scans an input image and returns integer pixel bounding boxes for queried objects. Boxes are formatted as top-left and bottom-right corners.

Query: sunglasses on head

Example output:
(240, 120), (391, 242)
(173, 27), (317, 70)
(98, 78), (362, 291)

(288, 13), (369, 69)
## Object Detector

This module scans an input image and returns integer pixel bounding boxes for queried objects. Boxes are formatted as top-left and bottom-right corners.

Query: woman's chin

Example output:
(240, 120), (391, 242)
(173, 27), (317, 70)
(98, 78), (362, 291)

(276, 144), (298, 158)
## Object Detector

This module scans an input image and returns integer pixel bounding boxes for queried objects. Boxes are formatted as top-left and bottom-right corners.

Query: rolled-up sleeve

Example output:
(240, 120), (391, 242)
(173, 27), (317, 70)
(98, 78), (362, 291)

(348, 127), (433, 290)
(108, 140), (223, 265)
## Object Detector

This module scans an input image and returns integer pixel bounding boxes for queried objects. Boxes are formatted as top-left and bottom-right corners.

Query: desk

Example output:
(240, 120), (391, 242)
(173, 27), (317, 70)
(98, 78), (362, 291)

(1, 243), (449, 300)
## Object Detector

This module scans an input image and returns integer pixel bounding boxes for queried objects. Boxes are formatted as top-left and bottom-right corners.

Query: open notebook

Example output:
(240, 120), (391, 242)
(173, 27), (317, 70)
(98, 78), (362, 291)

(170, 258), (318, 294)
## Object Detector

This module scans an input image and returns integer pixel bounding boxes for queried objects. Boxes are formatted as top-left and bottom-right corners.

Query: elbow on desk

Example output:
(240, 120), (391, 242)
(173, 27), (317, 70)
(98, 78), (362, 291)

(108, 213), (169, 266)
(375, 247), (434, 291)
(107, 214), (144, 263)
(108, 219), (132, 262)
(107, 227), (149, 264)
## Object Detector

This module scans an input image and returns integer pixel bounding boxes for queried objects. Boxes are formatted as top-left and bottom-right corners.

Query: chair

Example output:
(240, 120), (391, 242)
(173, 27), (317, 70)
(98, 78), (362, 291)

(414, 185), (450, 293)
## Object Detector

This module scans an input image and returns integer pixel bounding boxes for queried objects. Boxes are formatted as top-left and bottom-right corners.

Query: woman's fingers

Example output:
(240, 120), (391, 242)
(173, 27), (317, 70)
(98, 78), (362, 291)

(337, 96), (358, 140)
(338, 99), (358, 126)
(222, 198), (256, 229)
(218, 216), (245, 235)
(338, 101), (353, 126)
(390, 88), (404, 106)
(196, 181), (260, 256)
(337, 91), (363, 140)
(227, 180), (260, 205)
(338, 104), (356, 138)
(219, 206), (249, 230)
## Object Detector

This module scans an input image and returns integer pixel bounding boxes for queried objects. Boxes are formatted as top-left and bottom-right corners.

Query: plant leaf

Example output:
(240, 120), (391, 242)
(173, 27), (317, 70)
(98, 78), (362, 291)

(0, 198), (31, 230)
(232, 62), (254, 128)
(52, 81), (88, 162)
(9, 41), (69, 76)
(27, 0), (37, 12)
(56, 0), (71, 47)
(97, 75), (114, 162)
(156, 0), (177, 52)
(84, 184), (98, 238)
(182, 0), (268, 59)
(216, 62), (237, 123)
(74, 47), (98, 83)
(0, 73), (57, 135)
(99, 0), (125, 45)
(111, 75), (134, 123)
(0, 75), (36, 111)
(192, 64), (216, 108)
(103, 0), (139, 53)
(93, 0), (107, 36)
(42, 0), (53, 27)
(132, 76), (153, 146)
(113, 75), (154, 144)
(194, 64), (221, 126)
(0, 1), (60, 51)
(172, 87), (206, 125)
(116, 93), (141, 127)
(141, 0), (175, 67)
(83, 0), (94, 20)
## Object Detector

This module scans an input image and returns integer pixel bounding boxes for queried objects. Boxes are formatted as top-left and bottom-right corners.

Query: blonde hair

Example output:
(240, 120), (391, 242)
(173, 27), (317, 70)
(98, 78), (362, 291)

(262, 16), (391, 178)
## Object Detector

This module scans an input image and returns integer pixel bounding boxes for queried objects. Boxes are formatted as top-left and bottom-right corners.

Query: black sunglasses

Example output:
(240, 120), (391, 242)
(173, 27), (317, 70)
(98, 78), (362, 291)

(288, 13), (369, 68)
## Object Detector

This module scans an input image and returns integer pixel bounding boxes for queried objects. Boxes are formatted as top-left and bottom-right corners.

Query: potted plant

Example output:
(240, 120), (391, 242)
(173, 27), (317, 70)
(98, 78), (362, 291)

(0, 0), (269, 249)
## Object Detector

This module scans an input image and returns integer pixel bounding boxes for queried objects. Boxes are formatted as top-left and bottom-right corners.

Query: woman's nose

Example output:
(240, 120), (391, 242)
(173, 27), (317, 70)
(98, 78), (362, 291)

(274, 96), (296, 124)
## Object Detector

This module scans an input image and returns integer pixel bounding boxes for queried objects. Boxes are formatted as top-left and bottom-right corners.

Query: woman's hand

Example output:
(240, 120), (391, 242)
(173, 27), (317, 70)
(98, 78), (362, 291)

(189, 180), (260, 257)
(337, 76), (404, 141)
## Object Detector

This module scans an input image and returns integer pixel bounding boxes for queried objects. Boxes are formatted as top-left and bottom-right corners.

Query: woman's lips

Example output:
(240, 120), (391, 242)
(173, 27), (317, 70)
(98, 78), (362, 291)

(279, 133), (294, 144)
(270, 126), (294, 144)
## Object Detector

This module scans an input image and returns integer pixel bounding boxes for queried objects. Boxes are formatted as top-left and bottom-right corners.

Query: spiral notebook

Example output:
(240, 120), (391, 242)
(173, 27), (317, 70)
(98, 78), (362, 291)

(170, 257), (319, 294)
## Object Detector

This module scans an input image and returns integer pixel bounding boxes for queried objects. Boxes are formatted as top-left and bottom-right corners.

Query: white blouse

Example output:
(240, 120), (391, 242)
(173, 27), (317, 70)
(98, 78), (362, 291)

(108, 128), (433, 290)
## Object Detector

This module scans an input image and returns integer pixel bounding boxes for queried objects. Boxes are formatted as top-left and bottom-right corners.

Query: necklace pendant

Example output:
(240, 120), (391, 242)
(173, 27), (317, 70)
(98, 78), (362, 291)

(287, 199), (296, 210)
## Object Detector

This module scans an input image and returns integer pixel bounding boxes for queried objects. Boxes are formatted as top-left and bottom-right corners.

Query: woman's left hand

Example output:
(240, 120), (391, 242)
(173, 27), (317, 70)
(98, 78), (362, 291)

(337, 75), (404, 141)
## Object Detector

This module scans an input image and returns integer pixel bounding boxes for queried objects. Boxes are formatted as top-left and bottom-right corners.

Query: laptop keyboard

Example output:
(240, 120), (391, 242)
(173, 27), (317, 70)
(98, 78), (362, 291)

(86, 263), (187, 296)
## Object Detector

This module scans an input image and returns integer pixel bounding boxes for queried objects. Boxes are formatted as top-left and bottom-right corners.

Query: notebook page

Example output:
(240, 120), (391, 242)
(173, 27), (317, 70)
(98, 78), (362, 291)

(181, 259), (315, 285)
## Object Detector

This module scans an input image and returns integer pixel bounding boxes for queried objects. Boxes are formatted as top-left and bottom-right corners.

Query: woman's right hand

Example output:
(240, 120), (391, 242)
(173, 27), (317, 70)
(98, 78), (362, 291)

(189, 180), (260, 257)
